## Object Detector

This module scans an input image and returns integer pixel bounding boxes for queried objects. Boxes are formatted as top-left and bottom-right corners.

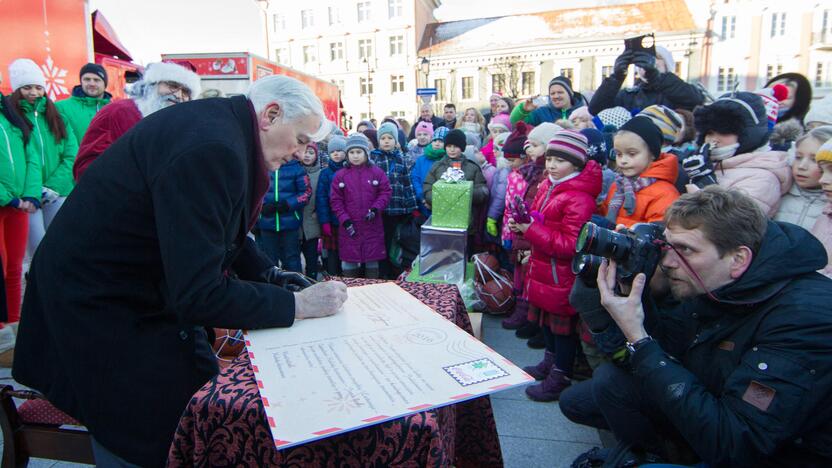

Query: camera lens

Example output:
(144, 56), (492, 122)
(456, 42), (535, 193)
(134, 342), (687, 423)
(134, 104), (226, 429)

(572, 254), (602, 280)
(576, 222), (596, 253)
(576, 222), (633, 263)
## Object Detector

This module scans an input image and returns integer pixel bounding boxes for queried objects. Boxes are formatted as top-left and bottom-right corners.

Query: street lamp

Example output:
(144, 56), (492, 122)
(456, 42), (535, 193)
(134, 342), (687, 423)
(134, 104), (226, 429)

(362, 57), (373, 119)
(420, 57), (430, 87)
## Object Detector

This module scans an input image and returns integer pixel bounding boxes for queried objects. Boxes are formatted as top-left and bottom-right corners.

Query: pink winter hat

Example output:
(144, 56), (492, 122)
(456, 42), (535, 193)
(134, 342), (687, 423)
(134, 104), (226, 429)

(415, 121), (434, 136)
(488, 112), (512, 133)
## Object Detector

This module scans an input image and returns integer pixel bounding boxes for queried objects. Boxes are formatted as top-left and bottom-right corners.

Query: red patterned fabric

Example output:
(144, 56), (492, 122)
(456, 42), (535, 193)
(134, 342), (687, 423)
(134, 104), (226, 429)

(18, 399), (80, 426)
(169, 278), (503, 467)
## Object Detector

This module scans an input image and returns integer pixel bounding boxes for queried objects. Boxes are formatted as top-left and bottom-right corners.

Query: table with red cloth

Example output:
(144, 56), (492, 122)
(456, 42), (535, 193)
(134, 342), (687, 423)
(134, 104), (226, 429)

(168, 278), (504, 467)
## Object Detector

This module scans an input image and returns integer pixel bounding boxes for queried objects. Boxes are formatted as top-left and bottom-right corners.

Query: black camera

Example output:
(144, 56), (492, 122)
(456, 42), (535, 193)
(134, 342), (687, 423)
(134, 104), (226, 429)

(573, 222), (664, 286)
(624, 33), (656, 56)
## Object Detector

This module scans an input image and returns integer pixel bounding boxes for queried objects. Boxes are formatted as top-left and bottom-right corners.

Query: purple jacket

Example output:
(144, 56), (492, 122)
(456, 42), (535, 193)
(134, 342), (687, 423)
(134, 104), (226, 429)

(330, 164), (392, 263)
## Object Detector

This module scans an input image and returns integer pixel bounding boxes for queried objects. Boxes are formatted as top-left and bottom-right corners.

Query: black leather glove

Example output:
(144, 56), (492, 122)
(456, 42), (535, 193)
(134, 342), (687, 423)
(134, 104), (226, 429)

(682, 143), (718, 188)
(364, 208), (377, 221)
(343, 220), (356, 237)
(261, 202), (278, 216)
(632, 51), (659, 82)
(276, 199), (291, 213)
(613, 50), (633, 80)
(261, 266), (316, 292)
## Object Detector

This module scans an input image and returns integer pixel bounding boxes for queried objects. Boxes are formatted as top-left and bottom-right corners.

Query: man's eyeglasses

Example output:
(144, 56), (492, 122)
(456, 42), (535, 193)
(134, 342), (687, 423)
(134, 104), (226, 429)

(158, 81), (192, 100)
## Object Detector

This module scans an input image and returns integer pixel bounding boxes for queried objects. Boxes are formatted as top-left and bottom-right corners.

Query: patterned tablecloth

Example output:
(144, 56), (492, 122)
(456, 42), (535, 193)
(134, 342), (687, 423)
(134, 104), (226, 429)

(167, 278), (504, 467)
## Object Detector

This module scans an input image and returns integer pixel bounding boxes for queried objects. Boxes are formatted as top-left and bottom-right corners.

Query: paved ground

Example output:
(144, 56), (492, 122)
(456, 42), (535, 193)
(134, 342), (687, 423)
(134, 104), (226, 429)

(0, 313), (603, 467)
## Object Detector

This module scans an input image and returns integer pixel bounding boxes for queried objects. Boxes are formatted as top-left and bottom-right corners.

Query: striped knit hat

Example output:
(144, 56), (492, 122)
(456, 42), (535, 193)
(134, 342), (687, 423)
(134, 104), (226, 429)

(638, 105), (683, 145)
(546, 129), (589, 169)
(816, 138), (832, 164)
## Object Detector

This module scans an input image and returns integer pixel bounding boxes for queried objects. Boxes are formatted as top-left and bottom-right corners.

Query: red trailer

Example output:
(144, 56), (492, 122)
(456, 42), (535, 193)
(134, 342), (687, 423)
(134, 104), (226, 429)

(161, 52), (341, 124)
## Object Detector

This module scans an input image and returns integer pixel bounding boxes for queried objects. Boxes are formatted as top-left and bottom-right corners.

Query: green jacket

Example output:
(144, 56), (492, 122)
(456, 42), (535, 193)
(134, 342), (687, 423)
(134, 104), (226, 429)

(21, 97), (79, 196)
(56, 86), (111, 141)
(0, 98), (41, 206)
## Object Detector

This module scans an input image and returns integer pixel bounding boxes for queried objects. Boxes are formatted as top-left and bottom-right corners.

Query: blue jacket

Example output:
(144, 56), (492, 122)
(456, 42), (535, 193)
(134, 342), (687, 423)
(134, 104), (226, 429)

(411, 154), (439, 216)
(316, 158), (347, 226)
(258, 159), (311, 232)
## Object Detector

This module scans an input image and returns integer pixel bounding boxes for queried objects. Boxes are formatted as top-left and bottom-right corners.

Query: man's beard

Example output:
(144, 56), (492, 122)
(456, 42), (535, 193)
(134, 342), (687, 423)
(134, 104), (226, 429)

(133, 86), (181, 117)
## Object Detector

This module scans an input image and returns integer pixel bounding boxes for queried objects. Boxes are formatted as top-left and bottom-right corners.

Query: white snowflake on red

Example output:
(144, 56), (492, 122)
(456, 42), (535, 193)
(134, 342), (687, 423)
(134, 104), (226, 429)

(40, 56), (68, 100)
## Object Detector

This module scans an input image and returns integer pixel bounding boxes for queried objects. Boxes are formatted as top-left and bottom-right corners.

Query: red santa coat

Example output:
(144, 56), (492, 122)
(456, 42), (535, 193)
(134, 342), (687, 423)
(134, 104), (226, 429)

(73, 99), (142, 181)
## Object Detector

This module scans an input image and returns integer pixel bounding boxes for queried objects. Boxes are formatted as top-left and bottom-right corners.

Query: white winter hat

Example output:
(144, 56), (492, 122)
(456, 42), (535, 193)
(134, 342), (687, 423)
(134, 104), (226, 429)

(655, 46), (675, 75)
(8, 58), (46, 91)
(142, 62), (202, 98)
(527, 122), (562, 145)
(805, 94), (832, 127)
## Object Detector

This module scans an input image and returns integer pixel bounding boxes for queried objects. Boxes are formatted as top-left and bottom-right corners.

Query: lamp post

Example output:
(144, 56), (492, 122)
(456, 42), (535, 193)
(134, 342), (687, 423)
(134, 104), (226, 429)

(362, 57), (373, 119)
(420, 57), (430, 88)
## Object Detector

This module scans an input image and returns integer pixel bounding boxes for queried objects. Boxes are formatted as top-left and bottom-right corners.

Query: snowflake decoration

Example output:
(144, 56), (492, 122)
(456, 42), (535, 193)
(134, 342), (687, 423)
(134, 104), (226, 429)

(40, 55), (68, 100)
(325, 389), (365, 414)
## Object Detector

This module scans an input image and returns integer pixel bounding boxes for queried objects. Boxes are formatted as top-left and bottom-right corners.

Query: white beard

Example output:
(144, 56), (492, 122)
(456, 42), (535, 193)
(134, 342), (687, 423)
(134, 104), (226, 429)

(134, 89), (179, 117)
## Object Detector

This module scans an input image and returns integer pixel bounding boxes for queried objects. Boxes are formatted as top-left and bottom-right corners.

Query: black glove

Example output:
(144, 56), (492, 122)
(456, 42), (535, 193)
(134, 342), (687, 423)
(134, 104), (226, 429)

(632, 51), (659, 82)
(261, 202), (278, 216)
(343, 220), (356, 237)
(276, 199), (291, 213)
(261, 266), (316, 292)
(364, 208), (377, 221)
(682, 144), (718, 188)
(613, 50), (633, 80)
(569, 280), (615, 333)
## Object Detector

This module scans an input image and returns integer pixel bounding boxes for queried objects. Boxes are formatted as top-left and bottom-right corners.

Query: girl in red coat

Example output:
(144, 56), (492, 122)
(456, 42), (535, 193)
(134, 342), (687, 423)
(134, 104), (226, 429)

(329, 133), (392, 278)
(509, 130), (601, 402)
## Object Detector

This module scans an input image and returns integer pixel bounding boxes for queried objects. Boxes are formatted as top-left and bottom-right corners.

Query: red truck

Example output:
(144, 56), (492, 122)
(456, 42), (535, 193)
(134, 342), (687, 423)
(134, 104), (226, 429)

(161, 52), (341, 125)
(0, 0), (140, 100)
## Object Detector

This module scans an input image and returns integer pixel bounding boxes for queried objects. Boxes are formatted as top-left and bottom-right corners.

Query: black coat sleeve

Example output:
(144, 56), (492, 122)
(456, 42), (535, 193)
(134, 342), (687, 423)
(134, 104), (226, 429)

(231, 236), (275, 281)
(151, 144), (295, 330)
(588, 75), (626, 115)
(651, 73), (704, 111)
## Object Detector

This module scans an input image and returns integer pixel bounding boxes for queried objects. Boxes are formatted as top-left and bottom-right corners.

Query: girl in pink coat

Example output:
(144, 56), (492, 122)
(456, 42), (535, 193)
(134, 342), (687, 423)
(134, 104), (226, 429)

(329, 134), (392, 279)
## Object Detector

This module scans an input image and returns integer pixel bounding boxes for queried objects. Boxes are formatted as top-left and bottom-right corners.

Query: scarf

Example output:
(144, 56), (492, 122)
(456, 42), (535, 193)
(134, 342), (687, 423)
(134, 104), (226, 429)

(605, 174), (657, 223)
(424, 146), (446, 161)
(709, 142), (741, 162)
(548, 172), (580, 186)
(518, 157), (545, 186)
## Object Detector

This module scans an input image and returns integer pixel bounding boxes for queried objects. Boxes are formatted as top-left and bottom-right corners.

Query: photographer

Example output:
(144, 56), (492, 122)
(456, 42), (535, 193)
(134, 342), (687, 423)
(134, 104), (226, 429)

(588, 45), (703, 116)
(562, 186), (832, 467)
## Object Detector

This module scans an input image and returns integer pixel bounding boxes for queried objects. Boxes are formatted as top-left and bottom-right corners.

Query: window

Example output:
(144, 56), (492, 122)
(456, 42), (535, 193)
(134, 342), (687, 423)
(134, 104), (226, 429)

(717, 66), (735, 92)
(360, 76), (374, 96)
(721, 16), (736, 40)
(491, 74), (506, 94)
(434, 79), (447, 101)
(302, 45), (317, 64)
(301, 9), (314, 29)
(273, 14), (285, 32)
(560, 68), (574, 82)
(357, 2), (371, 22)
(601, 66), (613, 79)
(675, 61), (682, 76)
(815, 62), (831, 88)
(389, 35), (404, 56)
(391, 110), (407, 118)
(328, 6), (340, 25)
(358, 39), (374, 60)
(521, 71), (535, 95)
(390, 75), (405, 93)
(333, 79), (345, 92)
(770, 12), (786, 37)
(388, 0), (403, 18)
(360, 112), (369, 121)
(462, 76), (473, 100)
(276, 48), (289, 65)
(329, 42), (344, 61)
(766, 64), (783, 82)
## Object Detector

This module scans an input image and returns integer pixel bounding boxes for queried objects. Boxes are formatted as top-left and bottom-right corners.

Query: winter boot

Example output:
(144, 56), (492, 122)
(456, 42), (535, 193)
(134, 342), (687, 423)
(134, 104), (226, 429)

(526, 330), (545, 349)
(342, 268), (360, 278)
(501, 299), (529, 329)
(365, 265), (380, 279)
(522, 350), (555, 380)
(515, 320), (539, 339)
(525, 365), (571, 402)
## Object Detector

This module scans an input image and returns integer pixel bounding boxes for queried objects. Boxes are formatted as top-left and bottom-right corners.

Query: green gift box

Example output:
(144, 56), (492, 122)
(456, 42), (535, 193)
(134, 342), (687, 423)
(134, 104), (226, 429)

(432, 180), (473, 229)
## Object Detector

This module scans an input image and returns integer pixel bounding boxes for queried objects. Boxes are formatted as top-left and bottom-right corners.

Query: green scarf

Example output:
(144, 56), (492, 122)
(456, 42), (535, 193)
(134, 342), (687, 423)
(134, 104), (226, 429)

(424, 146), (446, 161)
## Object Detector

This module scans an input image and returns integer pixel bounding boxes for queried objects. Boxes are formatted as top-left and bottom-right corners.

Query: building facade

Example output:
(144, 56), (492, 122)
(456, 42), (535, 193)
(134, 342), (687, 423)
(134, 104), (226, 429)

(703, 0), (831, 99)
(269, 0), (440, 127)
(417, 0), (703, 114)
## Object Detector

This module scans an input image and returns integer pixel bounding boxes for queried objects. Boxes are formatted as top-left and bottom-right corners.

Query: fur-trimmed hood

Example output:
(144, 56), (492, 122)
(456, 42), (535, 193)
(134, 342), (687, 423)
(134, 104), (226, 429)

(694, 92), (770, 155)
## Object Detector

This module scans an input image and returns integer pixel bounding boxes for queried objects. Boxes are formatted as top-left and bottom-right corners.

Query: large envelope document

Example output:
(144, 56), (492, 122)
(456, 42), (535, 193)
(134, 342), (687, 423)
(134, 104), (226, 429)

(244, 282), (532, 449)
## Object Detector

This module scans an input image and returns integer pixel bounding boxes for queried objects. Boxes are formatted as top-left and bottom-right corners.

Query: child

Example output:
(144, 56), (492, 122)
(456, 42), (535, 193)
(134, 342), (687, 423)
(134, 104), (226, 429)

(579, 128), (617, 205)
(686, 92), (791, 217)
(775, 126), (832, 230)
(411, 127), (448, 217)
(257, 148), (312, 272)
(370, 122), (419, 278)
(508, 130), (601, 401)
(300, 143), (322, 280)
(317, 135), (347, 275)
(568, 106), (594, 130)
(500, 122), (561, 331)
(601, 116), (680, 227)
(330, 134), (392, 278)
(423, 129), (489, 216)
(407, 121), (433, 164)
(481, 113), (512, 166)
(812, 139), (832, 278)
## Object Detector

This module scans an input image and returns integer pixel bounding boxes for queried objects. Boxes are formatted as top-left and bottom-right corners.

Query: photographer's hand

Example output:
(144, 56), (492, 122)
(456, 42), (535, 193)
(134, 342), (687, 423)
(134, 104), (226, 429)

(597, 259), (648, 343)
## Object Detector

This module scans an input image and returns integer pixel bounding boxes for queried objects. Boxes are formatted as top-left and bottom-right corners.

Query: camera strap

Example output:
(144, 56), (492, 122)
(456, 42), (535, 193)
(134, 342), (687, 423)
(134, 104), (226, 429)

(657, 240), (720, 303)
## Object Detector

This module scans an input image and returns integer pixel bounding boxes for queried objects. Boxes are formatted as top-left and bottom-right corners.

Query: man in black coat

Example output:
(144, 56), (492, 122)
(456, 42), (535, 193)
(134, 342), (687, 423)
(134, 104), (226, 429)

(12, 76), (348, 467)
(408, 103), (443, 141)
(562, 187), (832, 466)
(589, 48), (703, 115)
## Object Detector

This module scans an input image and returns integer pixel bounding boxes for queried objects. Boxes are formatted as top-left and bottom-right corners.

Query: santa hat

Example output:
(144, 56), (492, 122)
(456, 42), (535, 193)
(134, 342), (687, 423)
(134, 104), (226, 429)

(143, 62), (202, 98)
(8, 58), (46, 91)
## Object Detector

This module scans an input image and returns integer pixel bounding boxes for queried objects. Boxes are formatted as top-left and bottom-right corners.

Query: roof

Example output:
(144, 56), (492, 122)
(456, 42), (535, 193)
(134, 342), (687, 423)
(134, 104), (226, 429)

(418, 0), (696, 56)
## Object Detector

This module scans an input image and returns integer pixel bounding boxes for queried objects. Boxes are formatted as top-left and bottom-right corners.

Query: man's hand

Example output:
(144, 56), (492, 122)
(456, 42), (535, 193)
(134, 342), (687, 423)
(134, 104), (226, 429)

(294, 281), (348, 319)
(613, 50), (633, 80)
(522, 96), (539, 113)
(632, 51), (659, 82)
(597, 259), (648, 343)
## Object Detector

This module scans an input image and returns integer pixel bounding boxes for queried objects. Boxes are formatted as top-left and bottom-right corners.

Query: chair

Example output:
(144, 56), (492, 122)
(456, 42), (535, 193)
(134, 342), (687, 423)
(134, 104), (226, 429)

(0, 385), (94, 467)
